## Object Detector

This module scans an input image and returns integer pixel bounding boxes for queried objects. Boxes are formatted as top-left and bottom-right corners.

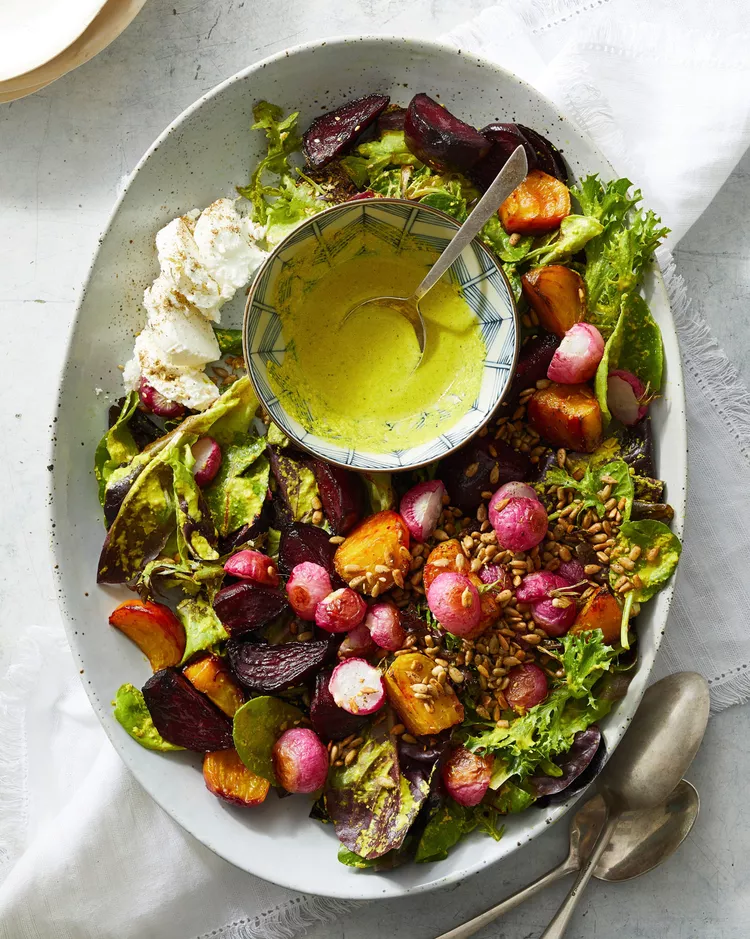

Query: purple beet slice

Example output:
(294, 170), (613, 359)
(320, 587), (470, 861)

(142, 668), (233, 751)
(309, 670), (367, 741)
(311, 461), (364, 536)
(469, 123), (537, 191)
(377, 106), (407, 134)
(507, 333), (561, 402)
(227, 637), (334, 693)
(278, 523), (338, 576)
(213, 583), (288, 636)
(517, 124), (568, 182)
(303, 94), (390, 168)
(439, 437), (531, 514)
(403, 93), (490, 173)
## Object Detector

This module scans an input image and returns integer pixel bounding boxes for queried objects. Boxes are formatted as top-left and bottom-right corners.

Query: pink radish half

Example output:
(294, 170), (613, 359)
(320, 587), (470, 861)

(192, 437), (222, 486)
(272, 727), (329, 793)
(223, 550), (279, 587)
(338, 623), (376, 659)
(328, 658), (385, 715)
(315, 588), (367, 633)
(139, 378), (185, 419)
(607, 369), (649, 426)
(400, 480), (446, 542)
(285, 562), (332, 621)
(364, 602), (405, 651)
(547, 323), (604, 384)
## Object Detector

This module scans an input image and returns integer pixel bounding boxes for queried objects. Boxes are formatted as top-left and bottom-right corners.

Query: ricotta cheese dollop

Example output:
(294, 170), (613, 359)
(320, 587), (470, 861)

(124, 198), (268, 410)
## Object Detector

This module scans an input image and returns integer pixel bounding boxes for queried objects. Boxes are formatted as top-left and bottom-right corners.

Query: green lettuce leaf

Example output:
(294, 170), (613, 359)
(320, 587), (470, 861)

(237, 101), (302, 223)
(573, 175), (669, 337)
(113, 684), (184, 751)
(213, 326), (243, 356)
(415, 801), (478, 863)
(203, 436), (269, 537)
(545, 459), (634, 523)
(467, 631), (617, 784)
(94, 392), (140, 508)
(268, 448), (319, 522)
(480, 215), (534, 263)
(176, 593), (229, 663)
(167, 445), (219, 563)
(341, 130), (420, 188)
(525, 215), (604, 266)
(264, 176), (325, 247)
(325, 731), (430, 860)
(361, 472), (396, 512)
(136, 556), (225, 601)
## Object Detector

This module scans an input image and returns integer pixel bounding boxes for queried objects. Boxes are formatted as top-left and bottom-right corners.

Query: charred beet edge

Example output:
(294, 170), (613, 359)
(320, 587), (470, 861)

(377, 105), (407, 134)
(227, 637), (335, 692)
(404, 93), (490, 174)
(438, 437), (531, 514)
(303, 94), (390, 168)
(213, 582), (288, 636)
(517, 124), (568, 182)
(309, 670), (368, 741)
(469, 123), (537, 190)
(278, 522), (338, 576)
(142, 668), (233, 751)
(620, 417), (656, 478)
(311, 460), (365, 535)
(507, 333), (561, 404)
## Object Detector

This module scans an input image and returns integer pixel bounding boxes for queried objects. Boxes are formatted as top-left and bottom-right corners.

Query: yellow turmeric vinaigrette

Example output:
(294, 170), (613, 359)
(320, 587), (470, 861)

(267, 235), (485, 453)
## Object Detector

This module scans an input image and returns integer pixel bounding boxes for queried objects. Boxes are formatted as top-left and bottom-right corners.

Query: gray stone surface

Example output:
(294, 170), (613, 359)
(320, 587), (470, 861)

(0, 1), (748, 936)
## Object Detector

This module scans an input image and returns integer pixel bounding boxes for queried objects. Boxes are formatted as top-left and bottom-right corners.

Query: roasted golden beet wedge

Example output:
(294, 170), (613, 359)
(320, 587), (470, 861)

(384, 652), (464, 736)
(423, 540), (465, 593)
(334, 510), (410, 596)
(109, 599), (186, 671)
(183, 653), (245, 717)
(570, 587), (623, 644)
(527, 383), (603, 453)
(500, 170), (571, 234)
(521, 266), (586, 338)
(203, 749), (270, 806)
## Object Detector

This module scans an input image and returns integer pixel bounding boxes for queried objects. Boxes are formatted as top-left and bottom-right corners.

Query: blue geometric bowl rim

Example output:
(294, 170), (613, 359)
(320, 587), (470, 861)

(242, 196), (520, 472)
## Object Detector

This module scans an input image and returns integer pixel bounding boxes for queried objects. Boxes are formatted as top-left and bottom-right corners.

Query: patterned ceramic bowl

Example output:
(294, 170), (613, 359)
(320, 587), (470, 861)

(243, 198), (519, 471)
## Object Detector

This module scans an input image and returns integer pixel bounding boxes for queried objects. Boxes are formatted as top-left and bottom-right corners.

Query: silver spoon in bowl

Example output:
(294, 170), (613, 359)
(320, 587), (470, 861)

(435, 779), (699, 939)
(342, 145), (528, 356)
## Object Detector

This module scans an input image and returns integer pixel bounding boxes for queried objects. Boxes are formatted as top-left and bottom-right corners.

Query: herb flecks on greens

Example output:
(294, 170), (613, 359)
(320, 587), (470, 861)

(545, 459), (634, 523)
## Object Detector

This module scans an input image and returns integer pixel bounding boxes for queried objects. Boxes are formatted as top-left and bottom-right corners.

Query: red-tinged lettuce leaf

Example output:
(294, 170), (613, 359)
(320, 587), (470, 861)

(325, 729), (430, 860)
(203, 437), (269, 537)
(95, 391), (139, 510)
(529, 726), (602, 797)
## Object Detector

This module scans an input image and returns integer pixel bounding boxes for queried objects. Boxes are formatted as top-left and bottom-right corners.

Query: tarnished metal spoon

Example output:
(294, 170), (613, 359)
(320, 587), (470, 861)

(342, 145), (528, 355)
(435, 672), (709, 939)
(434, 781), (699, 939)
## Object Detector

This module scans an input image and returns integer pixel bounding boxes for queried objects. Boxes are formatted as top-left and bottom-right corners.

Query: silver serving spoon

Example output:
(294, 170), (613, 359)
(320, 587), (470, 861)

(436, 672), (709, 939)
(540, 672), (709, 939)
(343, 145), (528, 355)
(435, 780), (699, 939)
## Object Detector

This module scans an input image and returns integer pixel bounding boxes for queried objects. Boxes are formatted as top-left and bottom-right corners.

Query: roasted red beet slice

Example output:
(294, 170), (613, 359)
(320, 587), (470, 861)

(311, 461), (364, 535)
(213, 583), (288, 636)
(303, 94), (390, 168)
(142, 668), (233, 751)
(469, 123), (537, 190)
(404, 93), (490, 173)
(517, 124), (568, 182)
(278, 523), (338, 576)
(227, 638), (334, 693)
(507, 333), (561, 402)
(309, 670), (368, 741)
(438, 437), (531, 514)
(377, 106), (407, 133)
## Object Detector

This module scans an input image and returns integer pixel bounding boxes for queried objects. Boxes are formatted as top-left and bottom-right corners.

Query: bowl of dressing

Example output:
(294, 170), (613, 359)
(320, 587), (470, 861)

(243, 198), (519, 471)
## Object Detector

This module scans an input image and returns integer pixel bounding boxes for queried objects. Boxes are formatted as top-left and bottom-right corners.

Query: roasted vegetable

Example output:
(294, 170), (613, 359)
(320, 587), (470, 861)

(569, 588), (622, 644)
(183, 653), (245, 717)
(507, 333), (561, 401)
(521, 266), (586, 338)
(334, 510), (410, 596)
(203, 749), (270, 806)
(404, 93), (490, 173)
(500, 170), (571, 235)
(227, 637), (334, 693)
(303, 94), (390, 168)
(384, 652), (464, 736)
(527, 383), (603, 453)
(438, 437), (530, 514)
(109, 599), (186, 671)
(278, 522), (338, 576)
(311, 460), (364, 535)
(213, 582), (289, 636)
(309, 670), (368, 741)
(142, 668), (233, 751)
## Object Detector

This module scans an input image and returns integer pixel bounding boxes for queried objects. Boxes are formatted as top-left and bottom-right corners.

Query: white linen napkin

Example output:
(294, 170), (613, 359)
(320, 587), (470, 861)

(2, 1), (750, 936)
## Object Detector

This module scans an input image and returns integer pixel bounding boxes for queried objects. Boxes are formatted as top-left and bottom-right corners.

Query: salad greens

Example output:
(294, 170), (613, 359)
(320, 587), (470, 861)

(95, 392), (140, 504)
(545, 458), (634, 523)
(113, 684), (184, 752)
(233, 696), (306, 785)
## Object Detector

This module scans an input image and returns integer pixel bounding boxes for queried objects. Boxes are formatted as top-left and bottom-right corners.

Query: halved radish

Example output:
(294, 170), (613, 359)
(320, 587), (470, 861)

(338, 623), (376, 659)
(223, 550), (279, 587)
(364, 602), (405, 651)
(547, 323), (604, 384)
(139, 378), (185, 419)
(399, 480), (446, 542)
(607, 370), (649, 426)
(192, 437), (222, 486)
(328, 658), (385, 715)
(492, 481), (538, 503)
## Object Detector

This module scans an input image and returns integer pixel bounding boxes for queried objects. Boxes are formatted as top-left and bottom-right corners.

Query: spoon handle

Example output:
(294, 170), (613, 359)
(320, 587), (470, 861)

(433, 857), (576, 939)
(539, 813), (619, 939)
(412, 145), (528, 302)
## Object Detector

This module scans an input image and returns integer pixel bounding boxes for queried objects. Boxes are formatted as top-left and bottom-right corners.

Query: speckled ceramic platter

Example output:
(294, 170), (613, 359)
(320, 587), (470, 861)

(50, 37), (687, 900)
